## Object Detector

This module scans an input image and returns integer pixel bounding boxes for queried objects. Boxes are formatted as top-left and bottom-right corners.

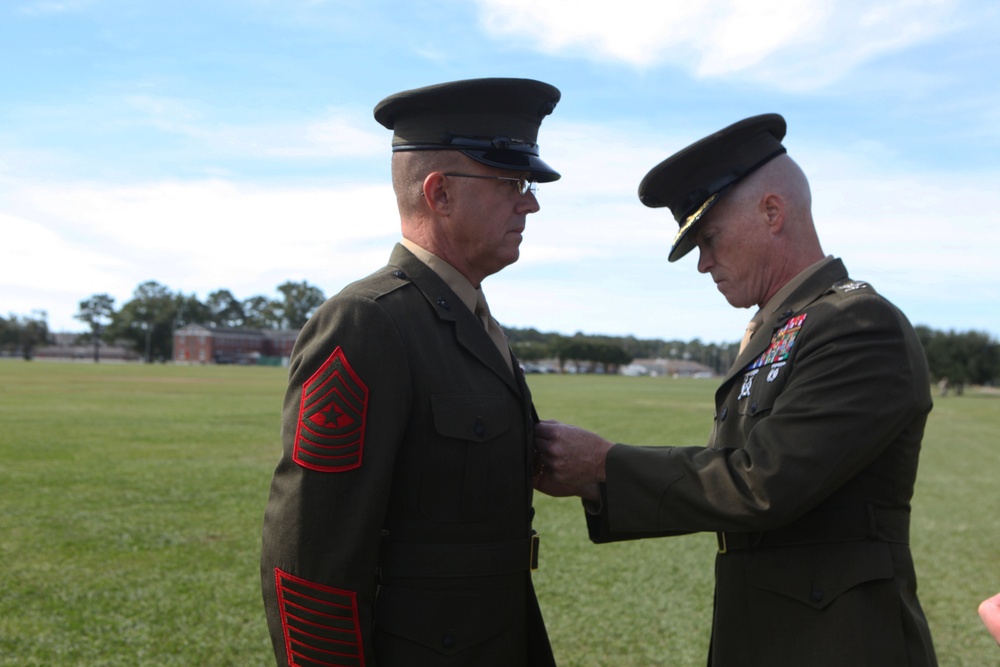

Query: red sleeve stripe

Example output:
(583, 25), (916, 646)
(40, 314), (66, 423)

(283, 613), (359, 645)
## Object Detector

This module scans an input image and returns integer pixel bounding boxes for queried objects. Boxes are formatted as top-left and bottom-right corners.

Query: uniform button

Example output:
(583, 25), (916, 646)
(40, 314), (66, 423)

(720, 406), (728, 420)
(749, 401), (758, 414)
(436, 297), (450, 310)
(810, 588), (824, 603)
(442, 634), (456, 650)
(474, 417), (486, 438)
(392, 269), (406, 279)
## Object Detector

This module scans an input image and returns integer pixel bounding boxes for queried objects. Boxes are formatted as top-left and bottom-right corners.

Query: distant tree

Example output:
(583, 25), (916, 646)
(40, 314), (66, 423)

(2, 311), (50, 360)
(551, 337), (585, 372)
(276, 280), (325, 329)
(173, 293), (211, 328)
(22, 313), (50, 360)
(509, 340), (550, 363)
(243, 295), (281, 330)
(0, 315), (13, 355)
(109, 281), (177, 362)
(206, 289), (245, 327)
(962, 331), (1000, 385)
(704, 342), (738, 375)
(505, 327), (552, 346)
(75, 294), (116, 362)
(550, 336), (632, 373)
(594, 342), (633, 374)
(920, 327), (999, 388)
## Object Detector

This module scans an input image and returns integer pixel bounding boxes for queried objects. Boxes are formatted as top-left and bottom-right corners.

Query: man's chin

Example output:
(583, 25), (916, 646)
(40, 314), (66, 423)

(718, 287), (752, 309)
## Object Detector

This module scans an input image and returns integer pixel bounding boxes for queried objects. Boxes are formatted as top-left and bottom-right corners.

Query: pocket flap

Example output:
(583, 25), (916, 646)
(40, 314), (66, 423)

(375, 586), (514, 656)
(745, 541), (895, 610)
(431, 393), (509, 443)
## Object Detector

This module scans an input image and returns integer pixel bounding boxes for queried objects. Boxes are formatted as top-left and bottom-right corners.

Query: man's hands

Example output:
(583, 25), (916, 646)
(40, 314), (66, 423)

(533, 420), (615, 502)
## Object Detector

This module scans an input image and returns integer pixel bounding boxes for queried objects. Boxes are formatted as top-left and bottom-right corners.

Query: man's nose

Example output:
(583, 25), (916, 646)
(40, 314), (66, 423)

(517, 190), (540, 214)
(697, 248), (712, 273)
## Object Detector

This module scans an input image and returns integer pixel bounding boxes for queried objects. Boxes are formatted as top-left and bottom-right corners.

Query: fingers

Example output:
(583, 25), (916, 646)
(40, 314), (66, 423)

(532, 466), (579, 498)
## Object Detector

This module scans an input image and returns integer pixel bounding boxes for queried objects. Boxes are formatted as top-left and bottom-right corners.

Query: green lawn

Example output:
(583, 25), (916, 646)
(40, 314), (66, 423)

(0, 361), (996, 666)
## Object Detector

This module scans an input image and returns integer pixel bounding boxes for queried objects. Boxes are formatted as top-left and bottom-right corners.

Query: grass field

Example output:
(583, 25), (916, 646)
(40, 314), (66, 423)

(0, 360), (997, 666)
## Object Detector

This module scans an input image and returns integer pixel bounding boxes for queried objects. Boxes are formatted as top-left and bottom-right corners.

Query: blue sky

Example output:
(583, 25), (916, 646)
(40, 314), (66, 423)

(2, 0), (998, 343)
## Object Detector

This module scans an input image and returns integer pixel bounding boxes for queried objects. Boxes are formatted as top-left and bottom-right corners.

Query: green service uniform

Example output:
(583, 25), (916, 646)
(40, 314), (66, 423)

(587, 258), (937, 666)
(261, 244), (554, 667)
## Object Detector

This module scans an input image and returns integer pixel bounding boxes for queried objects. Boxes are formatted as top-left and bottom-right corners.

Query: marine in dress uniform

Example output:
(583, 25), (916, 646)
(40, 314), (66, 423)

(260, 78), (561, 667)
(535, 115), (938, 666)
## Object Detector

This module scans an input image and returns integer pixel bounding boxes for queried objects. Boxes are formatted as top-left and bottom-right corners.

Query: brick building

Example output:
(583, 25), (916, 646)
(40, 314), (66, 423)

(173, 324), (298, 365)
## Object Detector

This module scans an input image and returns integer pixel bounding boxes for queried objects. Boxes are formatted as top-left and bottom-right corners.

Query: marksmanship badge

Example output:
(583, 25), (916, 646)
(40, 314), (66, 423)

(767, 361), (786, 382)
(739, 369), (759, 399)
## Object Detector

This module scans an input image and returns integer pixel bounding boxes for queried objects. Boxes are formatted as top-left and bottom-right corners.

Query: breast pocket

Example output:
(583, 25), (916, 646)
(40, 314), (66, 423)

(420, 393), (515, 523)
(736, 362), (789, 436)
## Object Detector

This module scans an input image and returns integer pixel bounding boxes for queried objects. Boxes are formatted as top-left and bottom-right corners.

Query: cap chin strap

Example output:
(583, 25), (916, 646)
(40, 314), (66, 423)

(392, 135), (541, 156)
(391, 138), (560, 182)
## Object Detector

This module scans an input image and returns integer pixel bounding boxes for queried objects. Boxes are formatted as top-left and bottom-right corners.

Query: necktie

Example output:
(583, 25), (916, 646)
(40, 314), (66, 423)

(738, 316), (761, 355)
(474, 289), (513, 374)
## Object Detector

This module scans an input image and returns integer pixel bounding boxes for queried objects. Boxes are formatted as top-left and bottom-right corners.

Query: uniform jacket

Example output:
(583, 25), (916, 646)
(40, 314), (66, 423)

(261, 244), (554, 667)
(587, 259), (937, 667)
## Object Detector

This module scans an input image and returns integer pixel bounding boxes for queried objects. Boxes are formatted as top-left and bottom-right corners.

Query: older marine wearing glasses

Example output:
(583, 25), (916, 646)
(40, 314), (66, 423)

(260, 78), (562, 667)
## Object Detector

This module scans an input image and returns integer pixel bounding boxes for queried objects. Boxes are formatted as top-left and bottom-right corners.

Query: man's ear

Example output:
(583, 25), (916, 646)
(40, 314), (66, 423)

(762, 192), (785, 234)
(422, 172), (450, 215)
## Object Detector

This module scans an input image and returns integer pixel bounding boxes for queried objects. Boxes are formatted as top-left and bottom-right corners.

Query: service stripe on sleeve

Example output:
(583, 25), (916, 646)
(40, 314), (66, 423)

(274, 568), (365, 667)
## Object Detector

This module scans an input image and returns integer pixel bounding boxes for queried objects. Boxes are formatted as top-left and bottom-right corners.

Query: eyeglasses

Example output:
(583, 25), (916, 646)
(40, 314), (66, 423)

(442, 173), (537, 195)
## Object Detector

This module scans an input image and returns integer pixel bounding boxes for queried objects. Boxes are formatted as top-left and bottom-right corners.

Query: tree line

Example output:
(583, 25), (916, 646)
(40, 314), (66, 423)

(2, 281), (998, 387)
(1, 280), (326, 363)
(506, 328), (739, 376)
(508, 327), (1000, 386)
(915, 326), (999, 390)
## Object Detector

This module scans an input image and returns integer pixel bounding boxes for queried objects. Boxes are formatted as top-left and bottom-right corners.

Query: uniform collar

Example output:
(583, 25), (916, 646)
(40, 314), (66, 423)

(758, 255), (835, 324)
(725, 256), (846, 386)
(400, 237), (480, 317)
(740, 256), (834, 351)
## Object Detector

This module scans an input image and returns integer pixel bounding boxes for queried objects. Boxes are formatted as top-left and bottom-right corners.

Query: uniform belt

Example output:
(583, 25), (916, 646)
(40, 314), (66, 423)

(381, 531), (540, 578)
(717, 507), (910, 554)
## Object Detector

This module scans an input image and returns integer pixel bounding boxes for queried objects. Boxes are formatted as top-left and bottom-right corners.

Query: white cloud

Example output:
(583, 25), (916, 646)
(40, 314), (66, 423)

(3, 116), (997, 341)
(121, 95), (385, 160)
(477, 0), (962, 89)
(2, 179), (401, 330)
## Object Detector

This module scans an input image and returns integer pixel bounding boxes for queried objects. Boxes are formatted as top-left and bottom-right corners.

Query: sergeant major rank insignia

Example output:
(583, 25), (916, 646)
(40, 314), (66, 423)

(293, 346), (369, 473)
